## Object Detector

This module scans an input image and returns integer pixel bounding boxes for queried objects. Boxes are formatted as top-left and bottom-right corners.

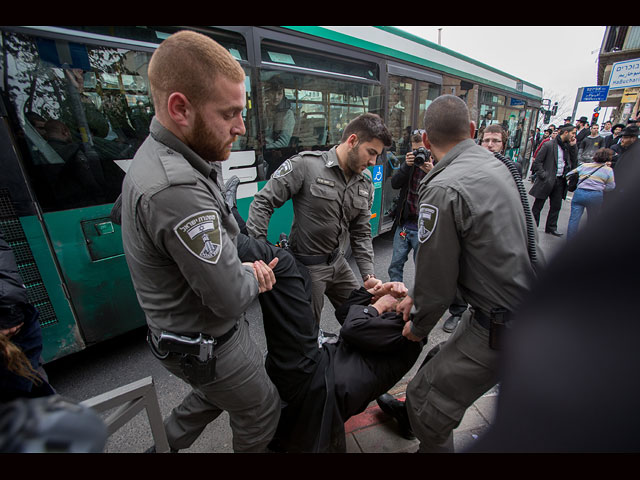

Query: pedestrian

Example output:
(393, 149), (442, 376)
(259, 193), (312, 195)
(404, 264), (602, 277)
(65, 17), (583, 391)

(1, 228), (55, 402)
(609, 124), (639, 198)
(529, 123), (578, 237)
(378, 94), (541, 453)
(604, 123), (625, 149)
(247, 113), (390, 325)
(119, 30), (281, 453)
(600, 120), (613, 139)
(575, 116), (590, 147)
(566, 148), (615, 239)
(387, 129), (433, 283)
(577, 123), (603, 165)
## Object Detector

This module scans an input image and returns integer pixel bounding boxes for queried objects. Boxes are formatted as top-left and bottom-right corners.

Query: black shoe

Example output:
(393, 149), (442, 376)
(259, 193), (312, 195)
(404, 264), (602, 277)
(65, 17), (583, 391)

(224, 175), (240, 210)
(442, 315), (461, 333)
(376, 393), (415, 440)
(545, 229), (563, 237)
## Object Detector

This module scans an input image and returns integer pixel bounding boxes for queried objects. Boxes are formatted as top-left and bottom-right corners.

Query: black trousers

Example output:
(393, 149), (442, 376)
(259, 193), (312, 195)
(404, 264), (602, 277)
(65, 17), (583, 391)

(532, 176), (565, 231)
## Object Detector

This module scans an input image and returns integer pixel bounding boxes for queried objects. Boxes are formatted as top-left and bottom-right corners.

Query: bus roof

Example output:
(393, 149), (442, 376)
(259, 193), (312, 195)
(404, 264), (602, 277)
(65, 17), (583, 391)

(281, 26), (544, 102)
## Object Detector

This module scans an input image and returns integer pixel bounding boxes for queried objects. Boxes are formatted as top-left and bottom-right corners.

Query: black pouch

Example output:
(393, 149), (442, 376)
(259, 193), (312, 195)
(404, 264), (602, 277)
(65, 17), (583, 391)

(180, 355), (217, 384)
(489, 308), (508, 350)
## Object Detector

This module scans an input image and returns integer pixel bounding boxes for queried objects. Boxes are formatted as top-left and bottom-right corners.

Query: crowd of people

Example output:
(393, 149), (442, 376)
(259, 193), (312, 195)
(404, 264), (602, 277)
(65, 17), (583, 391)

(511, 114), (639, 239)
(3, 29), (639, 454)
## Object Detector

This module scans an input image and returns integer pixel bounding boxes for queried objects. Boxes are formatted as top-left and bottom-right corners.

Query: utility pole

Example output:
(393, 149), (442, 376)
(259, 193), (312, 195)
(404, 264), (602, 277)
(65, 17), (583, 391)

(438, 28), (442, 46)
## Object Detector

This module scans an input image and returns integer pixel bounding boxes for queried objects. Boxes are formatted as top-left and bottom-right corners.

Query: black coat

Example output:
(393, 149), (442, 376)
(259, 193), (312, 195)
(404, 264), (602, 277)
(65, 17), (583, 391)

(529, 138), (577, 200)
(390, 161), (426, 232)
(235, 234), (422, 453)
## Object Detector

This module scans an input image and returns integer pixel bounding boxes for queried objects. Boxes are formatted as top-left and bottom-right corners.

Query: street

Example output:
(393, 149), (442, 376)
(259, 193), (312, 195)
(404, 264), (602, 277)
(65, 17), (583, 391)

(44, 181), (575, 453)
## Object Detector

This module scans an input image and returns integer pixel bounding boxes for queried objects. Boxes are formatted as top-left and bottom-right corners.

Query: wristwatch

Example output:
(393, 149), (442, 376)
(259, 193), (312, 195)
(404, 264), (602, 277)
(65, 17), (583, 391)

(362, 274), (376, 281)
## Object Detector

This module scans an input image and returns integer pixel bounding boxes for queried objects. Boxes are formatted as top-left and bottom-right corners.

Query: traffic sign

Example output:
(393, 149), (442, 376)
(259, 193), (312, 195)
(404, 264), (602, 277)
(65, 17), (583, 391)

(581, 86), (610, 102)
(608, 58), (640, 90)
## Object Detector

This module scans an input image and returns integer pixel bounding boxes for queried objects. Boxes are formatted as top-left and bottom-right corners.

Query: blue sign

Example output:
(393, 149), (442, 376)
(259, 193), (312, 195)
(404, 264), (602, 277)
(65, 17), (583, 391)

(581, 86), (610, 102)
(372, 165), (383, 187)
(510, 98), (525, 106)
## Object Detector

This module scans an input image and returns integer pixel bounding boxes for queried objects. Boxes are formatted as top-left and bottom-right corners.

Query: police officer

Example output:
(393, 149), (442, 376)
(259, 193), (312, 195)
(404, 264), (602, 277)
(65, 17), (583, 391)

(119, 31), (280, 453)
(246, 113), (391, 324)
(391, 95), (542, 452)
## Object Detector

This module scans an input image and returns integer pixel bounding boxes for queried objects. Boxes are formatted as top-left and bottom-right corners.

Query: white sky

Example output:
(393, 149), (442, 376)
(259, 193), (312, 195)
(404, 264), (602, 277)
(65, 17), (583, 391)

(394, 26), (608, 124)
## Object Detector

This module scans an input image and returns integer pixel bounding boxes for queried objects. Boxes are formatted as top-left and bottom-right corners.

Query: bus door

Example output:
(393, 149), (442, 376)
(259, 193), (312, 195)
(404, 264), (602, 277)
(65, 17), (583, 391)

(379, 63), (441, 236)
(1, 30), (153, 360)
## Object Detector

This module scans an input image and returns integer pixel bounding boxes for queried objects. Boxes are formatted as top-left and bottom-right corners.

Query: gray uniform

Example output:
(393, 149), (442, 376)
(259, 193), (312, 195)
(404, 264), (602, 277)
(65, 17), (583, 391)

(120, 117), (280, 452)
(406, 139), (541, 452)
(247, 147), (375, 321)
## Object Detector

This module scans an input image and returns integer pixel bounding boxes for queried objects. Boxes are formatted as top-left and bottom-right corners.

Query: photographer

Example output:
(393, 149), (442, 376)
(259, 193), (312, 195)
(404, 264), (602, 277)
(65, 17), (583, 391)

(387, 130), (433, 283)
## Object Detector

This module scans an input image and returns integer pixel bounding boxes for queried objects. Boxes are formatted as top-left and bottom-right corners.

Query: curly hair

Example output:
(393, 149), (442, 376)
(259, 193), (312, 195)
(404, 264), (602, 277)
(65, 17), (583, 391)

(592, 148), (614, 164)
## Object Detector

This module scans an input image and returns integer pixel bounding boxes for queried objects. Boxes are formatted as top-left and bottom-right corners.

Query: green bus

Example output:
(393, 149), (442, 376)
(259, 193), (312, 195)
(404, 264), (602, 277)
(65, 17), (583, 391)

(0, 26), (543, 362)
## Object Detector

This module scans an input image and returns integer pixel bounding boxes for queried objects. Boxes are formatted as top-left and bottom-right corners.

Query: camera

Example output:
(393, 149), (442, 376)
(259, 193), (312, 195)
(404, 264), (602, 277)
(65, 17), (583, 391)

(412, 147), (431, 166)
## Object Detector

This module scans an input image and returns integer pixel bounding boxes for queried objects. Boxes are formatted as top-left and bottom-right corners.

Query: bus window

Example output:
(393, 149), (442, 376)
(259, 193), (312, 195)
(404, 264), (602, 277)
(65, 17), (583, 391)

(3, 32), (154, 212)
(258, 70), (382, 179)
(3, 30), (257, 212)
(381, 77), (414, 228)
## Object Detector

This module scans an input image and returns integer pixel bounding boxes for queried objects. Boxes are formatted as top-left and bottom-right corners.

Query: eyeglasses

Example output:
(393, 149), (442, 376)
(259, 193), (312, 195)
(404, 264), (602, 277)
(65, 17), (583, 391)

(412, 129), (425, 135)
(481, 138), (503, 144)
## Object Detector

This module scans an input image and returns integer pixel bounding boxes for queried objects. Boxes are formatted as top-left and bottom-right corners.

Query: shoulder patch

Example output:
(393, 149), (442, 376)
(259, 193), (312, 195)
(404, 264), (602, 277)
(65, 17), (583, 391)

(272, 159), (293, 179)
(418, 203), (439, 243)
(174, 210), (222, 264)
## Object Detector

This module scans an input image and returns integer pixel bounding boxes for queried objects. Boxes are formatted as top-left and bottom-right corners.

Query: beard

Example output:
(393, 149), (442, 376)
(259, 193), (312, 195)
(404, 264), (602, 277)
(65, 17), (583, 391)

(186, 110), (233, 162)
(345, 143), (364, 175)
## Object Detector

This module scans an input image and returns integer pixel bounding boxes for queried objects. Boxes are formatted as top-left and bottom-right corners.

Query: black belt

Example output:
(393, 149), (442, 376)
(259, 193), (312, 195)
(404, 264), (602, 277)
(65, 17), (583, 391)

(149, 322), (239, 356)
(472, 308), (511, 330)
(294, 247), (341, 266)
(472, 309), (491, 330)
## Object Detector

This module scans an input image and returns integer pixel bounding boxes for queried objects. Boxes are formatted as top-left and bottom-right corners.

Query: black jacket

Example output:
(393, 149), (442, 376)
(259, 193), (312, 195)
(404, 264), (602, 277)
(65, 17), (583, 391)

(529, 137), (577, 200)
(390, 161), (424, 232)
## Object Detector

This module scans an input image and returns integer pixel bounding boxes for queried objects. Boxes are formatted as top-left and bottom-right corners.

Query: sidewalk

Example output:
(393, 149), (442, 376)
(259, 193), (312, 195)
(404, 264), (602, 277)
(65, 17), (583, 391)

(344, 383), (499, 453)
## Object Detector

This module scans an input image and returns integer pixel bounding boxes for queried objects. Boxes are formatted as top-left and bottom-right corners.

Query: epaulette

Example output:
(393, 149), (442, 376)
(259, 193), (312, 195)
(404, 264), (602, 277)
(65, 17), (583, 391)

(159, 151), (197, 186)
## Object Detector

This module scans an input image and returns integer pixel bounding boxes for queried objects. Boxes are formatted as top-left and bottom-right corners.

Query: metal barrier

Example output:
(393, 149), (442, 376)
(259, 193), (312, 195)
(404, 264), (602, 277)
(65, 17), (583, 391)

(81, 376), (169, 453)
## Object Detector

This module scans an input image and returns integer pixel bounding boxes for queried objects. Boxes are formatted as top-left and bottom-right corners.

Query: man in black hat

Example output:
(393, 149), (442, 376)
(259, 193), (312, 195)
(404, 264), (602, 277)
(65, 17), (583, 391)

(576, 116), (590, 147)
(529, 123), (578, 237)
(605, 123), (626, 149)
(610, 124), (639, 198)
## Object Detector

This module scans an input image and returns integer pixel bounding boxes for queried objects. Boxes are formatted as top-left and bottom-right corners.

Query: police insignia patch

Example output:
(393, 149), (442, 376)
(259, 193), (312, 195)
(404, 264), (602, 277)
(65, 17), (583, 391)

(272, 159), (293, 179)
(174, 210), (222, 264)
(418, 203), (438, 243)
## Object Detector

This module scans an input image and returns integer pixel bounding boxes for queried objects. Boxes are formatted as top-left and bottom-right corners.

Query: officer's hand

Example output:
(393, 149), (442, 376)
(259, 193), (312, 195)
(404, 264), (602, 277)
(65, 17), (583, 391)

(371, 294), (398, 314)
(405, 152), (415, 167)
(402, 320), (424, 342)
(396, 295), (414, 322)
(371, 281), (407, 299)
(251, 258), (278, 293)
(364, 276), (383, 291)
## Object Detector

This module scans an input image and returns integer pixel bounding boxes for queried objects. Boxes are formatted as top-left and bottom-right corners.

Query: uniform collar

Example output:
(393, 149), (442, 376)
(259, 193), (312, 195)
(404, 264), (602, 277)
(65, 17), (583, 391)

(426, 138), (477, 179)
(149, 116), (216, 181)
